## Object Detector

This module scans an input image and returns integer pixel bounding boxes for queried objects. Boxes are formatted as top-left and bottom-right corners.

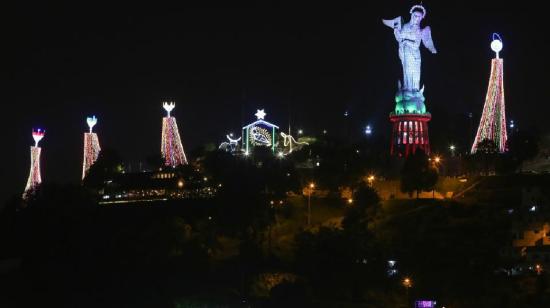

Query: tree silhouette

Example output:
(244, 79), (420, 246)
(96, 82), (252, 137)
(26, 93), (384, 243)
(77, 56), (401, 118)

(474, 138), (498, 175)
(83, 147), (124, 189)
(400, 149), (438, 198)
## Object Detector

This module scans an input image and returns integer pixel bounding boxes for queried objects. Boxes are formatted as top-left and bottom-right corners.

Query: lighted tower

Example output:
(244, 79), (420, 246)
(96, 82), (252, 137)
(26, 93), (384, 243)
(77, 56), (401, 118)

(161, 102), (188, 167)
(23, 128), (45, 198)
(471, 33), (507, 153)
(82, 116), (101, 179)
(383, 4), (437, 157)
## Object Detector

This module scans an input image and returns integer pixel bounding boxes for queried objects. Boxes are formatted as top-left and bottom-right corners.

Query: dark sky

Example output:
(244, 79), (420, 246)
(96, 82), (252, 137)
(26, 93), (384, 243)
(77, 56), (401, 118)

(2, 1), (548, 202)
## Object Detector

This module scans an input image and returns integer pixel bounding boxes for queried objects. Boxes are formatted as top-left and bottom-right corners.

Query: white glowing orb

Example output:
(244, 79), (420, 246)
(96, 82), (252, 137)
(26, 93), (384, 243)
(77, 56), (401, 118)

(255, 109), (266, 120)
(87, 116), (98, 132)
(491, 40), (502, 53)
(163, 102), (176, 116)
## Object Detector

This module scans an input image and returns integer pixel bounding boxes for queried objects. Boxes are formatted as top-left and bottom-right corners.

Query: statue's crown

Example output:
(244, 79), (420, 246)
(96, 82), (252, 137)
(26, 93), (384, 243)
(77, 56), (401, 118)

(410, 4), (426, 18)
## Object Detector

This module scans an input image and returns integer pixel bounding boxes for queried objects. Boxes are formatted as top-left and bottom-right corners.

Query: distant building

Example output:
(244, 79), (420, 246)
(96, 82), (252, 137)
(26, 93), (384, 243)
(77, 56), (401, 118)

(98, 169), (216, 205)
(525, 245), (550, 267)
(510, 187), (550, 262)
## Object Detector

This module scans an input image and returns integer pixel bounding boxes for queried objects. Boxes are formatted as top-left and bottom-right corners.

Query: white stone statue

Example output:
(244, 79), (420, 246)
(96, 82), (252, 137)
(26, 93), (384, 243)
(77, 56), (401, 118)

(383, 4), (437, 92)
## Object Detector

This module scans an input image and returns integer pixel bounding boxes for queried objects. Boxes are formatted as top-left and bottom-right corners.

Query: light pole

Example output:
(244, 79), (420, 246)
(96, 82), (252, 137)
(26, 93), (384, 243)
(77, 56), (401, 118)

(403, 277), (412, 307)
(367, 174), (375, 187)
(449, 145), (456, 157)
(536, 264), (543, 275)
(431, 156), (441, 199)
(307, 182), (315, 226)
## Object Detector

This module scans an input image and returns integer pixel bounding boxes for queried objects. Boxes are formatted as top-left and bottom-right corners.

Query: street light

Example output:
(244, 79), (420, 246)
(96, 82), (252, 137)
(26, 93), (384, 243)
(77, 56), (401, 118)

(307, 182), (315, 226)
(449, 145), (456, 156)
(403, 277), (412, 306)
(367, 174), (375, 187)
(365, 125), (372, 135)
(536, 264), (543, 275)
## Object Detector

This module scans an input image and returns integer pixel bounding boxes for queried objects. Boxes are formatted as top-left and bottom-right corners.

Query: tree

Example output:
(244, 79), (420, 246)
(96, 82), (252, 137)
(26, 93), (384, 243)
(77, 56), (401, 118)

(342, 184), (381, 231)
(145, 153), (165, 171)
(506, 129), (540, 172)
(400, 149), (438, 198)
(473, 138), (498, 175)
(83, 147), (124, 189)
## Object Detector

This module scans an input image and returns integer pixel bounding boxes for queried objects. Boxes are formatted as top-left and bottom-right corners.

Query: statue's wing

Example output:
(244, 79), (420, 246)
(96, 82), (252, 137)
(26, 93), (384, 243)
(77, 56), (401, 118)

(421, 26), (437, 54)
(382, 17), (402, 30)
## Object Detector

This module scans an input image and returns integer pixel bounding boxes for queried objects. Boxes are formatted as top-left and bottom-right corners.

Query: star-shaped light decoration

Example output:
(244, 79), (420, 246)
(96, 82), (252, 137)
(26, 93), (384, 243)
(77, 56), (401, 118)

(255, 109), (266, 120)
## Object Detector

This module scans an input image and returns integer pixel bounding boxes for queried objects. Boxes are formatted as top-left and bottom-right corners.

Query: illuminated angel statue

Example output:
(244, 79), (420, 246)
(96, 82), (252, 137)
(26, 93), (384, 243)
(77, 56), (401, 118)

(383, 4), (437, 91)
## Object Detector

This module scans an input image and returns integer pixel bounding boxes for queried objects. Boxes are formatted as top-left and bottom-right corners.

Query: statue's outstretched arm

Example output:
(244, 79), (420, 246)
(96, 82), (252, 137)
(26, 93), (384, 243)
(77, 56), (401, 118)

(382, 17), (403, 41)
(382, 17), (402, 29)
(421, 26), (437, 54)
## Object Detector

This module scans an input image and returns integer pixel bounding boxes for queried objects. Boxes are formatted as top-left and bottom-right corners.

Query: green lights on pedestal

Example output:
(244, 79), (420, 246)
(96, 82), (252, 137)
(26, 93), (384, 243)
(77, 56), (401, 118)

(394, 89), (428, 115)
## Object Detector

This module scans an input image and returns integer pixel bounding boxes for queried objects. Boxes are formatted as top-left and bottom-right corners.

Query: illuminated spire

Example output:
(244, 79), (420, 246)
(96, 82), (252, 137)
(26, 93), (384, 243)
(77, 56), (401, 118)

(82, 116), (101, 179)
(161, 102), (188, 167)
(471, 34), (507, 153)
(24, 128), (45, 198)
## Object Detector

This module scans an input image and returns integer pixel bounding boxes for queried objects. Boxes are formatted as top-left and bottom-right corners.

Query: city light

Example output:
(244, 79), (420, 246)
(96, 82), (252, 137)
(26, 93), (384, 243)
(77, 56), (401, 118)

(403, 277), (412, 288)
(365, 125), (372, 135)
(367, 175), (375, 186)
(536, 264), (543, 275)
(307, 182), (315, 226)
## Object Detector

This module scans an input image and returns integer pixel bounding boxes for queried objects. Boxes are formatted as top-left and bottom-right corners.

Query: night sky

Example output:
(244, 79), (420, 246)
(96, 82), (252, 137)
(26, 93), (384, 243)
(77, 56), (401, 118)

(2, 2), (548, 202)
